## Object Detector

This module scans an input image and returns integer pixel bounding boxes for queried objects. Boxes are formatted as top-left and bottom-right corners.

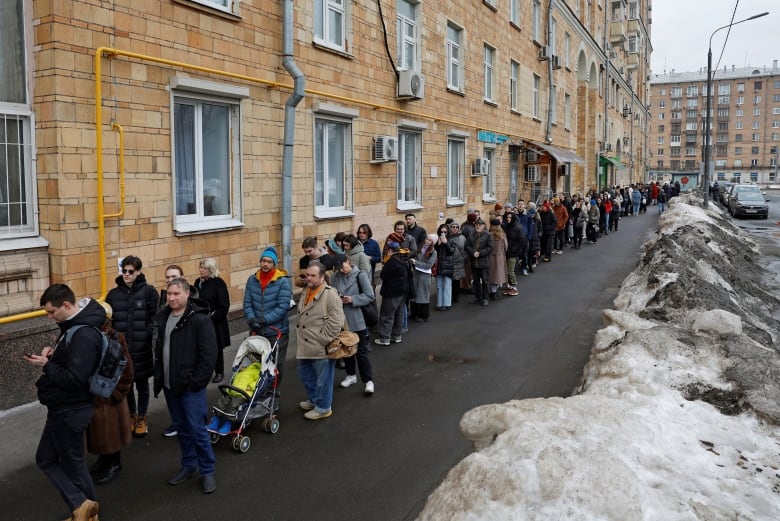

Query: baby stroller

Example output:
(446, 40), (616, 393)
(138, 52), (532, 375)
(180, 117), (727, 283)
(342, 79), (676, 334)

(207, 328), (281, 453)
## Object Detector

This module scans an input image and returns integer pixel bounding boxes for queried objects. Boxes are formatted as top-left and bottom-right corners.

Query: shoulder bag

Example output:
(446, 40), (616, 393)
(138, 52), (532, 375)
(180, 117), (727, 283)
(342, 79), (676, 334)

(356, 273), (379, 327)
(326, 327), (360, 359)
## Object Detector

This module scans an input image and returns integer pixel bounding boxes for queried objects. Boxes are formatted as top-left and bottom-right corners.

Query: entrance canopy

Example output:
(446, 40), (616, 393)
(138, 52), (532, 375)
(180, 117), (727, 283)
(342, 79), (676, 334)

(525, 140), (585, 164)
(599, 156), (625, 170)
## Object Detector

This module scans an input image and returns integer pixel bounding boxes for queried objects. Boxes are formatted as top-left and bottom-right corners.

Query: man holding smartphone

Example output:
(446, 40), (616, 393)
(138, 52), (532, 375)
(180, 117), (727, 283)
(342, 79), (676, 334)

(24, 283), (105, 521)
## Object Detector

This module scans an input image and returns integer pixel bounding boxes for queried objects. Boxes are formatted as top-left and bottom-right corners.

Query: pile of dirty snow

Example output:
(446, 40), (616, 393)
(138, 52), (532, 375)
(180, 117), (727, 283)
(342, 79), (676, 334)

(417, 192), (780, 521)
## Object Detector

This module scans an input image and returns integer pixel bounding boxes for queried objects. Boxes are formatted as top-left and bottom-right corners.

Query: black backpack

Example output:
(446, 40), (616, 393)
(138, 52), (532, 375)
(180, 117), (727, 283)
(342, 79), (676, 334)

(65, 325), (127, 398)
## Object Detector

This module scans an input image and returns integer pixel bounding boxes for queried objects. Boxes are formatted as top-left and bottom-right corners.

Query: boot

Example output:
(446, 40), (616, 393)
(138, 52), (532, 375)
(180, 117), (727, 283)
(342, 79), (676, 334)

(133, 416), (148, 438)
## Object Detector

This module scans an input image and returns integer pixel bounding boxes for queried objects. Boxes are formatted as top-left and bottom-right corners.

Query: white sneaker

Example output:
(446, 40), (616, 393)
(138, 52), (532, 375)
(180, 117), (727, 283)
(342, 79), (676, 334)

(364, 381), (375, 395)
(340, 374), (358, 388)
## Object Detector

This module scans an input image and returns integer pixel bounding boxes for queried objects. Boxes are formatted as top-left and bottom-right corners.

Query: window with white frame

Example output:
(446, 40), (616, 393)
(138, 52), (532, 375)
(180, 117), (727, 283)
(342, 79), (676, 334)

(532, 0), (542, 42)
(482, 147), (496, 201)
(715, 160), (726, 167)
(775, 94), (780, 102)
(510, 0), (520, 26)
(658, 100), (665, 108)
(737, 83), (745, 92)
(564, 92), (571, 129)
(774, 133), (780, 141)
(671, 87), (682, 98)
(685, 122), (697, 131)
(686, 85), (699, 97)
(752, 134), (760, 141)
(736, 121), (743, 129)
(754, 108), (761, 116)
(397, 0), (419, 71)
(564, 33), (571, 68)
(736, 108), (744, 117)
(752, 121), (760, 129)
(446, 23), (463, 91)
(735, 147), (742, 155)
(658, 113), (665, 120)
(754, 95), (761, 104)
(658, 136), (664, 144)
(628, 1), (638, 18)
(510, 60), (519, 112)
(550, 17), (557, 55)
(686, 99), (698, 108)
(483, 44), (495, 102)
(314, 0), (348, 52)
(172, 84), (247, 232)
(314, 113), (354, 217)
(397, 129), (422, 208)
(192, 0), (236, 14)
(551, 85), (557, 124)
(672, 99), (681, 109)
(532, 74), (541, 119)
(733, 160), (742, 168)
(774, 108), (780, 114)
(773, 121), (780, 128)
(0, 0), (37, 237)
(718, 85), (730, 95)
(628, 34), (638, 53)
(447, 136), (465, 204)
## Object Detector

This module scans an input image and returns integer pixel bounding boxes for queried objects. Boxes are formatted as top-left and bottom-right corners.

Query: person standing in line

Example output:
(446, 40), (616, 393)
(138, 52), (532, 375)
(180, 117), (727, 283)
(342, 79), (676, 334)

(586, 198), (601, 244)
(194, 258), (231, 384)
(405, 213), (427, 253)
(447, 222), (467, 303)
(570, 199), (586, 249)
(86, 302), (135, 485)
(501, 210), (523, 296)
(434, 223), (456, 310)
(465, 218), (493, 306)
(538, 202), (557, 262)
(24, 284), (104, 521)
(487, 219), (507, 299)
(296, 262), (345, 419)
(330, 255), (376, 395)
(105, 255), (158, 438)
(243, 246), (292, 387)
(357, 224), (382, 288)
(153, 278), (218, 494)
(410, 234), (438, 322)
(342, 234), (372, 277)
(552, 197), (569, 254)
(374, 240), (411, 345)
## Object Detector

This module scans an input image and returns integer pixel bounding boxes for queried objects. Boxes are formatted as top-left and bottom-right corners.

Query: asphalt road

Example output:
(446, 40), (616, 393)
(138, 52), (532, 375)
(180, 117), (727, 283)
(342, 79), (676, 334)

(0, 210), (659, 521)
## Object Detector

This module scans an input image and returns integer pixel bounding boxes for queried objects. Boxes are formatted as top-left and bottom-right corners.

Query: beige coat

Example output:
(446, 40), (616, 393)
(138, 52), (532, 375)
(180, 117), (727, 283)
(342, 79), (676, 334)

(295, 284), (345, 359)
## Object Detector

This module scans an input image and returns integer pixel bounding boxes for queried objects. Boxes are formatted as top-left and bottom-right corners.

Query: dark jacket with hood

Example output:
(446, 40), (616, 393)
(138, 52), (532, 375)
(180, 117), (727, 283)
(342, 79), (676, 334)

(434, 237), (456, 278)
(502, 213), (526, 257)
(106, 273), (158, 380)
(153, 299), (217, 398)
(36, 298), (106, 410)
(194, 276), (231, 349)
(465, 229), (493, 269)
(379, 251), (411, 298)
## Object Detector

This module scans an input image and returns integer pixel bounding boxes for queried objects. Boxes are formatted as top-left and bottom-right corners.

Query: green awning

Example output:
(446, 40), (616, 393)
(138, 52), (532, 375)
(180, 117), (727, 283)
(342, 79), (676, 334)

(599, 156), (625, 170)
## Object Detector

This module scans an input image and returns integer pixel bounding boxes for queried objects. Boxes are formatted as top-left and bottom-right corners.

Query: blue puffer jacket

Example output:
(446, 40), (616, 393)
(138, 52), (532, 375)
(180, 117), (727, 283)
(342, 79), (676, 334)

(243, 268), (292, 337)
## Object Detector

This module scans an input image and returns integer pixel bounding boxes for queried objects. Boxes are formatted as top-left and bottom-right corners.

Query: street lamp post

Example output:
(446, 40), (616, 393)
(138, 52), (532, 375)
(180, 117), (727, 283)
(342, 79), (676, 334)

(703, 11), (769, 208)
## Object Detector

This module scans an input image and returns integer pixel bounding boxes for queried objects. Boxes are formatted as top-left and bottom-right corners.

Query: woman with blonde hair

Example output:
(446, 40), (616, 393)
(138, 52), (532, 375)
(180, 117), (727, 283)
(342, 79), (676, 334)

(195, 258), (231, 383)
(487, 218), (507, 300)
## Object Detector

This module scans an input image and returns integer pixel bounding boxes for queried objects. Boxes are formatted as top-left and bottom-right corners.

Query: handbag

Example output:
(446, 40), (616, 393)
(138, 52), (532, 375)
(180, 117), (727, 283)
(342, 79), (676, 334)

(326, 330), (360, 359)
(356, 273), (379, 327)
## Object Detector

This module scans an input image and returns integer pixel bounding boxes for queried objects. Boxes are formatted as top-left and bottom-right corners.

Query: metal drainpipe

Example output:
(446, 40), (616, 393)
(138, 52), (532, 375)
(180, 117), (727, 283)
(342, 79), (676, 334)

(281, 0), (304, 275)
(602, 4), (610, 191)
(544, 0), (554, 145)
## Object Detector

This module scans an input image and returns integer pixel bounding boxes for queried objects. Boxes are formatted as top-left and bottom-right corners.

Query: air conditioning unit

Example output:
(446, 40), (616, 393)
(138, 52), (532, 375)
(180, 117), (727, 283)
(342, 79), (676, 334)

(538, 46), (551, 61)
(525, 150), (539, 163)
(524, 165), (540, 182)
(605, 143), (613, 152)
(552, 55), (562, 70)
(374, 135), (398, 161)
(472, 157), (490, 176)
(397, 70), (425, 99)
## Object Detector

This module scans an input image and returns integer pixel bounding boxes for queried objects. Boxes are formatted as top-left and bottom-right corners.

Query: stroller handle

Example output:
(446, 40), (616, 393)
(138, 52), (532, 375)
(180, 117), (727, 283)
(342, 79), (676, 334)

(268, 326), (283, 340)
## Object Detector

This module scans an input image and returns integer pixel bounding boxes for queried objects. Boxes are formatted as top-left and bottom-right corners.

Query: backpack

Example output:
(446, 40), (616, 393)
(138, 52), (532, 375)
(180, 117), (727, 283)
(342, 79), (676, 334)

(65, 325), (127, 399)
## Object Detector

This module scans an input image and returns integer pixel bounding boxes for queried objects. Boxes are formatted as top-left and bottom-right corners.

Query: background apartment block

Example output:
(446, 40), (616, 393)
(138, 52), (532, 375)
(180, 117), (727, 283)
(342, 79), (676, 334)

(1, 0), (651, 324)
(649, 62), (780, 186)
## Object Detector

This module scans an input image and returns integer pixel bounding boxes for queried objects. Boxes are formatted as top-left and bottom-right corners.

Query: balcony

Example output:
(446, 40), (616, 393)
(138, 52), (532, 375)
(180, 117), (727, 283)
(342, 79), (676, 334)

(628, 19), (640, 33)
(610, 21), (627, 44)
(627, 52), (639, 70)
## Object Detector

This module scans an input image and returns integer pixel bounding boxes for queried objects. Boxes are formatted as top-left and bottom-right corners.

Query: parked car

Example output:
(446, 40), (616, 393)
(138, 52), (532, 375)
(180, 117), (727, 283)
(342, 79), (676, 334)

(728, 190), (769, 219)
(718, 182), (734, 205)
(728, 183), (762, 202)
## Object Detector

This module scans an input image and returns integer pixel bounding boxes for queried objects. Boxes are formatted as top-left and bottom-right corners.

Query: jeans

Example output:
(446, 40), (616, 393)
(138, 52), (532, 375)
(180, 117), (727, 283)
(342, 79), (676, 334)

(126, 378), (150, 417)
(345, 330), (373, 383)
(633, 202), (640, 215)
(604, 212), (610, 231)
(472, 266), (489, 301)
(378, 294), (405, 340)
(658, 202), (666, 214)
(436, 275), (452, 307)
(163, 387), (216, 476)
(297, 358), (336, 413)
(36, 404), (95, 511)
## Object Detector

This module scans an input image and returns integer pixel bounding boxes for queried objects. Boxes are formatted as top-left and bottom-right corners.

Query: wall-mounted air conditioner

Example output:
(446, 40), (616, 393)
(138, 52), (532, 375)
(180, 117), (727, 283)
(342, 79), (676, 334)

(472, 158), (490, 176)
(374, 135), (398, 162)
(525, 150), (539, 163)
(552, 55), (562, 70)
(397, 70), (425, 99)
(538, 46), (551, 61)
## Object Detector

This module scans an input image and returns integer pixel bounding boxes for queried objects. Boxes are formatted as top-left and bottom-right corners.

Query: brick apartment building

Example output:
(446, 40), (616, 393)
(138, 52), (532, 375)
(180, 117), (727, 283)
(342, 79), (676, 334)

(649, 62), (780, 188)
(1, 0), (651, 322)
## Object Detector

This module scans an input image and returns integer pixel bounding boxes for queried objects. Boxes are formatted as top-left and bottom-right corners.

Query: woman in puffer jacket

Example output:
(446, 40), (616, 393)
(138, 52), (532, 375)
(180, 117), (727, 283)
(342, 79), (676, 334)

(434, 224), (456, 311)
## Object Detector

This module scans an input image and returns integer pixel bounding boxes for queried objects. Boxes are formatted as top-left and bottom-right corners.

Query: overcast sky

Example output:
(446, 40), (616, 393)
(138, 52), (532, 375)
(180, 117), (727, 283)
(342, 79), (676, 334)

(650, 0), (777, 74)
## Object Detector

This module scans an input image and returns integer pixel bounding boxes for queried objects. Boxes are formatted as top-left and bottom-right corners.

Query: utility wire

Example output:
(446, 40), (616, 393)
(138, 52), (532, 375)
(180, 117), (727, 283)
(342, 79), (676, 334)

(713, 0), (740, 76)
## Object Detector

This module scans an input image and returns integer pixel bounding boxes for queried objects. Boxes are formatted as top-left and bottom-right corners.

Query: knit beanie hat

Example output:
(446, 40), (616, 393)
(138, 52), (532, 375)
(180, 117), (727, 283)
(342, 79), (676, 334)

(260, 246), (278, 265)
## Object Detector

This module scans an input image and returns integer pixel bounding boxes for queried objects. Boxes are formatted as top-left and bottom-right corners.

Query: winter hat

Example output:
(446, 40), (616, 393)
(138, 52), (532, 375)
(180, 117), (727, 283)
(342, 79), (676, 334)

(490, 218), (501, 226)
(326, 238), (345, 255)
(475, 218), (486, 225)
(542, 201), (551, 210)
(260, 246), (278, 265)
(494, 202), (504, 212)
(591, 199), (597, 205)
(467, 210), (478, 223)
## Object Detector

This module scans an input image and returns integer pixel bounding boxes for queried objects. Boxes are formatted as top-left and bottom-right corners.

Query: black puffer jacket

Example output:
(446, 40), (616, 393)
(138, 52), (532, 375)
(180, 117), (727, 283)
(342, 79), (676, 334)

(379, 253), (410, 298)
(106, 274), (158, 380)
(36, 298), (106, 410)
(153, 300), (217, 398)
(434, 239), (456, 278)
(503, 216), (526, 257)
(194, 276), (231, 349)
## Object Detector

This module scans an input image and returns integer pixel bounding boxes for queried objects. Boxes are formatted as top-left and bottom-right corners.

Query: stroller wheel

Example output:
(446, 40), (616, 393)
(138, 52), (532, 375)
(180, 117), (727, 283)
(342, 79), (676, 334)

(232, 436), (241, 451)
(209, 432), (220, 444)
(263, 416), (280, 434)
(235, 435), (251, 453)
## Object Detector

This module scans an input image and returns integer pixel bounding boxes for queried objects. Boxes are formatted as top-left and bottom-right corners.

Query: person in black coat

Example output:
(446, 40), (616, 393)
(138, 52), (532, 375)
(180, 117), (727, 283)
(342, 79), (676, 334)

(538, 202), (557, 262)
(434, 223), (456, 311)
(502, 210), (525, 295)
(194, 257), (231, 383)
(105, 255), (158, 438)
(374, 241), (410, 345)
(464, 219), (493, 306)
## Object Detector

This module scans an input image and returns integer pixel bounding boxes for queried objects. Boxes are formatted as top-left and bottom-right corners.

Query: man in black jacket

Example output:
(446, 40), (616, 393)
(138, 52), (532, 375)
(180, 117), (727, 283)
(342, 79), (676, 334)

(24, 284), (104, 521)
(153, 277), (218, 494)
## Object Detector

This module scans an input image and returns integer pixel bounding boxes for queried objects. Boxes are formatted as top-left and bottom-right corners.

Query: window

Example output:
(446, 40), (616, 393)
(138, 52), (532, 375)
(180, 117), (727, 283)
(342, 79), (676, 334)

(397, 0), (419, 71)
(658, 125), (665, 132)
(671, 148), (680, 157)
(737, 83), (745, 93)
(773, 121), (780, 129)
(629, 1), (638, 18)
(550, 17), (557, 55)
(657, 136), (664, 144)
(755, 81), (762, 91)
(715, 160), (727, 167)
(685, 147), (696, 156)
(773, 133), (780, 141)
(752, 134), (760, 141)
(750, 172), (758, 182)
(716, 133), (727, 143)
(482, 148), (496, 201)
(736, 109), (744, 117)
(659, 88), (666, 96)
(751, 159), (758, 167)
(775, 108), (780, 115)
(483, 44), (495, 102)
(718, 96), (729, 104)
(775, 81), (780, 88)
(754, 108), (761, 116)
(314, 113), (354, 217)
(734, 160), (742, 168)
(735, 134), (743, 142)
(672, 99), (682, 109)
(671, 112), (681, 120)
(718, 85), (730, 95)
(657, 148), (664, 156)
(775, 94), (780, 102)
(628, 34), (638, 54)
(172, 82), (247, 233)
(446, 23), (463, 91)
(315, 0), (348, 52)
(686, 85), (699, 97)
(751, 146), (759, 154)
(657, 160), (664, 168)
(735, 147), (742, 155)
(509, 0), (520, 26)
(717, 108), (729, 118)
(510, 60), (519, 112)
(447, 137), (465, 204)
(670, 134), (681, 145)
(737, 96), (744, 105)
(686, 99), (698, 108)
(658, 113), (664, 120)
(671, 87), (682, 98)
(732, 172), (741, 181)
(397, 129), (422, 208)
(670, 160), (680, 170)
(752, 121), (760, 129)
(550, 85), (557, 124)
(736, 121), (743, 129)
(717, 122), (728, 131)
(717, 172), (726, 181)
(532, 0), (542, 42)
(564, 32), (571, 68)
(532, 74), (541, 119)
(658, 100), (666, 108)
(754, 95), (762, 104)
(194, 0), (235, 13)
(564, 92), (571, 129)
(0, 0), (36, 237)
(687, 110), (697, 119)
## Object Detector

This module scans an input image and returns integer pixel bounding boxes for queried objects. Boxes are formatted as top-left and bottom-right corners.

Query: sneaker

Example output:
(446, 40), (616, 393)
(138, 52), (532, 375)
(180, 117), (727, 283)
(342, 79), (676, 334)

(391, 337), (403, 343)
(304, 409), (333, 420)
(299, 400), (315, 411)
(522, 269), (528, 276)
(364, 381), (375, 395)
(506, 287), (519, 296)
(374, 338), (391, 346)
(340, 374), (358, 388)
(163, 424), (178, 437)
(554, 250), (563, 255)
(133, 416), (148, 438)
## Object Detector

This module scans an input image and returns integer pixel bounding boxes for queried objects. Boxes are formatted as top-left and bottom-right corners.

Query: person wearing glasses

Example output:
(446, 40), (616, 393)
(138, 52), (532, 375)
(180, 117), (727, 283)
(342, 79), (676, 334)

(356, 224), (381, 285)
(106, 255), (159, 438)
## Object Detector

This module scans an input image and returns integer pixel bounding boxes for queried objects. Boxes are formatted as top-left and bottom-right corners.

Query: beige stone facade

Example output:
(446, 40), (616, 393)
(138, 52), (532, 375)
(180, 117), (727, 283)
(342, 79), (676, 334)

(649, 64), (780, 186)
(1, 0), (651, 319)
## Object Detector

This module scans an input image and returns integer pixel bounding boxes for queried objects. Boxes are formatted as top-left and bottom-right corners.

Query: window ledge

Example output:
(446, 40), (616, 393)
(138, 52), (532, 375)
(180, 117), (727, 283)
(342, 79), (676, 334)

(446, 199), (465, 208)
(174, 218), (245, 236)
(314, 208), (355, 220)
(397, 202), (423, 212)
(510, 109), (523, 117)
(446, 87), (466, 97)
(172, 0), (242, 21)
(483, 99), (498, 107)
(0, 235), (49, 252)
(313, 39), (354, 59)
(532, 117), (542, 123)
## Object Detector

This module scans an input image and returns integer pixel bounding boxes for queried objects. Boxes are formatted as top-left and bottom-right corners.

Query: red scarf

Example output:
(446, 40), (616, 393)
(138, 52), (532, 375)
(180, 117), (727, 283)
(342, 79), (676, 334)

(257, 269), (274, 290)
